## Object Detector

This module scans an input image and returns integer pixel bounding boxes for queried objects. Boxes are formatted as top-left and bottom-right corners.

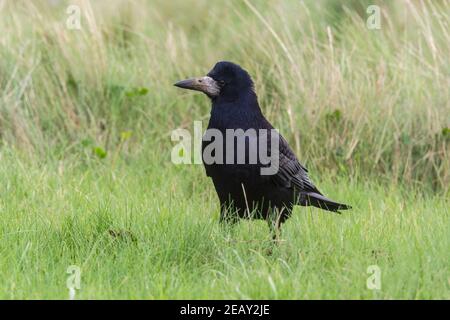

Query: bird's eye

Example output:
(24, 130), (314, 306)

(218, 80), (226, 86)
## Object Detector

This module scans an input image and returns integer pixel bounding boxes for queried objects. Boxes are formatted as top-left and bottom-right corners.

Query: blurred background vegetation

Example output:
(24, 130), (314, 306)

(0, 0), (448, 193)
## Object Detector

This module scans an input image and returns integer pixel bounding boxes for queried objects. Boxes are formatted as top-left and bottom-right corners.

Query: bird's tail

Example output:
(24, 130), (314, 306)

(305, 192), (351, 213)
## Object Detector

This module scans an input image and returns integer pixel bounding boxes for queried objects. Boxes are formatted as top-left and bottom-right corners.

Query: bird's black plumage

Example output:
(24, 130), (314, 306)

(175, 61), (350, 236)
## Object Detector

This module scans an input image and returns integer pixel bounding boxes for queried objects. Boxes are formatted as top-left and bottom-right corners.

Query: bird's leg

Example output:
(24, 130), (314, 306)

(219, 204), (240, 243)
(270, 219), (282, 242)
(219, 203), (239, 226)
(268, 208), (284, 243)
(264, 209), (283, 256)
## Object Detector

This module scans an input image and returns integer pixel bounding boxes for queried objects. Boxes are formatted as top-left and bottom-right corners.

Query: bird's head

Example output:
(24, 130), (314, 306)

(174, 61), (254, 101)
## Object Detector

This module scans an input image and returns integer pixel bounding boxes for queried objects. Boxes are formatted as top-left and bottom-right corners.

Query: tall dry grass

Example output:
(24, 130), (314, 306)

(0, 0), (448, 192)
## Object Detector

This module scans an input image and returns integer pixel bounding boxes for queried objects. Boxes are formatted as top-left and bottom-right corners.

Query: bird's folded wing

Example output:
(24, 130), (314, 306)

(270, 136), (322, 195)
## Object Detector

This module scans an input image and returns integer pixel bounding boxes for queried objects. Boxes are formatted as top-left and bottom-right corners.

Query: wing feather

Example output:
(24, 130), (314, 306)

(271, 136), (322, 195)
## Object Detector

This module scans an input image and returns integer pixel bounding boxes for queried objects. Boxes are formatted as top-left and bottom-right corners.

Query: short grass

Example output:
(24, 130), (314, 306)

(0, 150), (448, 299)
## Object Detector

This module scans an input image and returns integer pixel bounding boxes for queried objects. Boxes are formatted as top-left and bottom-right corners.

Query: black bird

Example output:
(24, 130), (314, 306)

(175, 61), (350, 238)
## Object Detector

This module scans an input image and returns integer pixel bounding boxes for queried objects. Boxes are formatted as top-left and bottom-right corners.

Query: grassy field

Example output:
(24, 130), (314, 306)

(1, 151), (448, 299)
(0, 0), (449, 299)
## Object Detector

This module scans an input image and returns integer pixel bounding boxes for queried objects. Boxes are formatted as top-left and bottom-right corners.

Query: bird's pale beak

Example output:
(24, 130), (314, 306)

(174, 76), (220, 97)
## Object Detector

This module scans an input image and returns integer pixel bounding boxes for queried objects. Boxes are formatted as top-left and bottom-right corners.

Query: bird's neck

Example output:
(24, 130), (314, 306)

(209, 90), (263, 130)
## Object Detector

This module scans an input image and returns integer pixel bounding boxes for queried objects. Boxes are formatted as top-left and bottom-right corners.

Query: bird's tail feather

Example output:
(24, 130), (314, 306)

(305, 192), (351, 213)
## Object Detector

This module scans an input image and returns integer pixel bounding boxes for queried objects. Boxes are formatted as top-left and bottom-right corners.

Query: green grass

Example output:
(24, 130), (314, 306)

(0, 150), (448, 299)
(0, 0), (449, 299)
